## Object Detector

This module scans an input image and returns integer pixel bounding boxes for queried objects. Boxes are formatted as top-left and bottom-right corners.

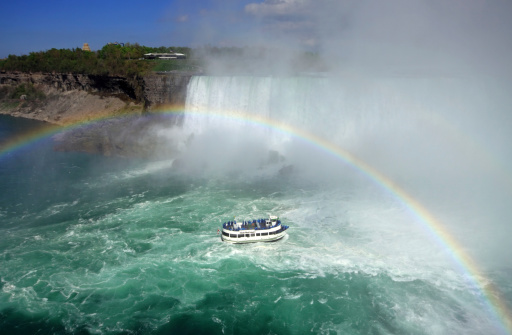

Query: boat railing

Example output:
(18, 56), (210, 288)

(222, 219), (282, 231)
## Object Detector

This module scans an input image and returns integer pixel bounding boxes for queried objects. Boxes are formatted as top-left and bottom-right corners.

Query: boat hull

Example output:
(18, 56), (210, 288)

(221, 230), (287, 244)
(220, 215), (289, 243)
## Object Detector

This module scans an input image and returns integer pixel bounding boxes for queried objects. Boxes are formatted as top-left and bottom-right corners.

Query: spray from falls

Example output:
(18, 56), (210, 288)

(171, 74), (512, 268)
(171, 73), (512, 333)
(179, 75), (511, 190)
(1, 73), (511, 334)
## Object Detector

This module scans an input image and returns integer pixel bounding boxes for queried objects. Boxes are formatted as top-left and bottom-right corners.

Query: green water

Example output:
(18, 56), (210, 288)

(0, 115), (511, 334)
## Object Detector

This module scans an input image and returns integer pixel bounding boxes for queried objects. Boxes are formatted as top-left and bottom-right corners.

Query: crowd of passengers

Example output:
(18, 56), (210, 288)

(222, 219), (281, 231)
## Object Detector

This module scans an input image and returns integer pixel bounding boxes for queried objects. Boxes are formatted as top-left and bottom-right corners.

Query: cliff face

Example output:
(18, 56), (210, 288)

(0, 71), (194, 122)
(142, 72), (194, 109)
(0, 72), (138, 99)
(0, 71), (194, 157)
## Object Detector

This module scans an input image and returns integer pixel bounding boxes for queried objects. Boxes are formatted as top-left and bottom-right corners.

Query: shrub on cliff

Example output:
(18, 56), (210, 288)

(0, 44), (154, 76)
(0, 43), (199, 76)
(0, 86), (10, 99)
(9, 83), (46, 101)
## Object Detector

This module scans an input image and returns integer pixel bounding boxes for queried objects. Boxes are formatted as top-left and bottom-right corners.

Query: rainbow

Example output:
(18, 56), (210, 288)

(0, 113), (146, 159)
(0, 121), (59, 158)
(155, 106), (512, 334)
(1, 108), (511, 334)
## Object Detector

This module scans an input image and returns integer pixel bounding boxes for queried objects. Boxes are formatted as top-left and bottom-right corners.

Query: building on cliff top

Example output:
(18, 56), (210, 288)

(143, 52), (186, 60)
(82, 43), (91, 52)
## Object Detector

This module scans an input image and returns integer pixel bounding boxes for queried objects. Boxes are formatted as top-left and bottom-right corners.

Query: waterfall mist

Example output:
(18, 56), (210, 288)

(2, 1), (512, 333)
(159, 74), (512, 271)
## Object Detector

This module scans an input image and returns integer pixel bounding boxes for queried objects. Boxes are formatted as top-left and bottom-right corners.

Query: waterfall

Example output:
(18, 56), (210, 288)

(184, 76), (331, 144)
(180, 74), (510, 184)
(183, 75), (395, 149)
(183, 75), (494, 149)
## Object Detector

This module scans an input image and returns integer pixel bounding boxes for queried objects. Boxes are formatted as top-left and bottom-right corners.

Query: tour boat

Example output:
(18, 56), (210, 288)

(220, 215), (289, 243)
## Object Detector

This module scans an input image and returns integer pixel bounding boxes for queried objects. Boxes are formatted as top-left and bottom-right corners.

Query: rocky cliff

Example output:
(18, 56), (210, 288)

(0, 71), (195, 157)
(0, 72), (138, 99)
(0, 71), (194, 124)
(142, 72), (194, 109)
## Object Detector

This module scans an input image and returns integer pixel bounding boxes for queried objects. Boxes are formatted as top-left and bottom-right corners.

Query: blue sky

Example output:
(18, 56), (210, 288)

(0, 0), (255, 57)
(1, 0), (511, 75)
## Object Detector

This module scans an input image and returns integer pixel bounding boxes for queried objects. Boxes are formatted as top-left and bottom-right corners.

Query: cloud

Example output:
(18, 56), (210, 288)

(175, 14), (189, 23)
(242, 0), (512, 75)
(244, 0), (318, 47)
(244, 0), (349, 43)
(245, 0), (311, 18)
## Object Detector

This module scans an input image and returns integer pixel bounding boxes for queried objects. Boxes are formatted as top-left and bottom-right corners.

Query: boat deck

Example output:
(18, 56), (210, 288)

(220, 216), (289, 243)
(222, 218), (281, 232)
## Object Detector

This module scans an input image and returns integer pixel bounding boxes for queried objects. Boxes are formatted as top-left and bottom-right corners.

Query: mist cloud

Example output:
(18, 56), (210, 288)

(176, 14), (189, 23)
(245, 0), (310, 16)
(240, 0), (512, 75)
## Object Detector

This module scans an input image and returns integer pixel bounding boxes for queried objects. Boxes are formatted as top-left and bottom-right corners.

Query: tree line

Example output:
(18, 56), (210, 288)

(0, 43), (327, 76)
(0, 43), (193, 77)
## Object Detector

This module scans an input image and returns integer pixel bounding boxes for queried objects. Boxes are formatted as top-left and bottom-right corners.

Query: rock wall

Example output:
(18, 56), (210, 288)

(0, 71), (194, 125)
(0, 72), (138, 100)
(0, 71), (195, 156)
(142, 72), (194, 109)
(0, 71), (195, 107)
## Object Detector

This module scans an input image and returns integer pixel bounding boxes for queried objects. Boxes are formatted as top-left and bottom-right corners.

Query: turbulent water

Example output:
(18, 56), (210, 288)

(1, 75), (512, 334)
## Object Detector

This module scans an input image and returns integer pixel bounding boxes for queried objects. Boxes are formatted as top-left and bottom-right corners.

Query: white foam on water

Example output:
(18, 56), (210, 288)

(1, 178), (506, 334)
(3, 74), (512, 334)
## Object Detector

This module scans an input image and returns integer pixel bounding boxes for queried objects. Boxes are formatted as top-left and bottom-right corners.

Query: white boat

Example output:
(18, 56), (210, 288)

(220, 215), (289, 243)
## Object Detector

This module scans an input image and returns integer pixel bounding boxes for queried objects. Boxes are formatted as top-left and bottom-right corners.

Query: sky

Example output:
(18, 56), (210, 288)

(1, 0), (512, 75)
(0, 0), (256, 57)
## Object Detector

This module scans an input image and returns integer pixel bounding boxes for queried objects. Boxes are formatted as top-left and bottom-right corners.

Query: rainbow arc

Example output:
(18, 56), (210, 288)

(1, 108), (511, 334)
